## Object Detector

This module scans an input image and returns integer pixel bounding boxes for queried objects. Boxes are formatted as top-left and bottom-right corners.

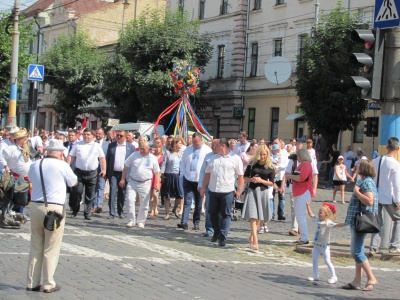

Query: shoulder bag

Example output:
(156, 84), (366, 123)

(354, 157), (381, 233)
(40, 159), (64, 232)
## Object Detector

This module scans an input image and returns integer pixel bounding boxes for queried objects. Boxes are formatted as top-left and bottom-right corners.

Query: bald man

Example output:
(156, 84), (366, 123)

(120, 142), (161, 228)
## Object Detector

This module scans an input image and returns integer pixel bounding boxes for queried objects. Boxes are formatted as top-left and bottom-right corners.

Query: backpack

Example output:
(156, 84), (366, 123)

(0, 172), (14, 210)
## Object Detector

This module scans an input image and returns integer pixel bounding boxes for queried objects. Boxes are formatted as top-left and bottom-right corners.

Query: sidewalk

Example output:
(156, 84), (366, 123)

(296, 176), (400, 261)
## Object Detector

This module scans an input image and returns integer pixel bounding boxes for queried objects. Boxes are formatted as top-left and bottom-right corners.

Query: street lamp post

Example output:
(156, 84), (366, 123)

(121, 0), (130, 33)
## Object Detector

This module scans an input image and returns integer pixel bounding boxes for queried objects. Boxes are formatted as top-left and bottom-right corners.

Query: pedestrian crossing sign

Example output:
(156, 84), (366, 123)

(27, 64), (44, 81)
(374, 0), (400, 29)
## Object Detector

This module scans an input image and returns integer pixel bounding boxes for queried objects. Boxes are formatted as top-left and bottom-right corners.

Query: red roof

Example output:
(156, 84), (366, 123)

(24, 0), (116, 18)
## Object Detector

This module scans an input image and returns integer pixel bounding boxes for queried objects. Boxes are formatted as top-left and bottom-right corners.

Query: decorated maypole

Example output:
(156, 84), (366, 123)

(153, 59), (212, 143)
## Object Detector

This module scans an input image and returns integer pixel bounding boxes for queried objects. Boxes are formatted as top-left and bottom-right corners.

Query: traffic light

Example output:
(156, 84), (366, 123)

(349, 29), (384, 100)
(364, 117), (372, 137)
(371, 117), (379, 136)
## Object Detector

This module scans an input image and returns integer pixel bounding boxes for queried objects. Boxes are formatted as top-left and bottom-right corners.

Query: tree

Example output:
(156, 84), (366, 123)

(0, 11), (33, 118)
(42, 31), (105, 128)
(295, 2), (367, 146)
(102, 8), (213, 123)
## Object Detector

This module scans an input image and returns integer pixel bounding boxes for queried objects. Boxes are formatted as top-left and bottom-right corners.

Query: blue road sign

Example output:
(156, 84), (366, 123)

(368, 102), (381, 110)
(27, 64), (44, 81)
(374, 0), (400, 29)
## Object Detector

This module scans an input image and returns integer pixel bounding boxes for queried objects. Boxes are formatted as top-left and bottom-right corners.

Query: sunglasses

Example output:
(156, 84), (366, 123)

(117, 134), (124, 138)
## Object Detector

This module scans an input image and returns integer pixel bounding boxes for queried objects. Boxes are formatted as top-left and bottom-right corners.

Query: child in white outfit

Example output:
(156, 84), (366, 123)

(306, 202), (344, 284)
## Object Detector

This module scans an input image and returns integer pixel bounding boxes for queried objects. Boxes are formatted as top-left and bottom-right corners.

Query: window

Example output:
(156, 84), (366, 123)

(220, 0), (228, 15)
(275, 0), (285, 5)
(217, 45), (226, 78)
(254, 0), (262, 10)
(250, 43), (258, 77)
(248, 108), (256, 139)
(270, 108), (279, 140)
(274, 39), (283, 57)
(91, 121), (98, 130)
(199, 0), (205, 19)
(353, 121), (365, 143)
(298, 34), (307, 60)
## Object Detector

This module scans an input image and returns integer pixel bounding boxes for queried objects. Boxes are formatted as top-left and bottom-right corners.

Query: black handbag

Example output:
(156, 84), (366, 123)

(39, 159), (64, 231)
(354, 157), (381, 234)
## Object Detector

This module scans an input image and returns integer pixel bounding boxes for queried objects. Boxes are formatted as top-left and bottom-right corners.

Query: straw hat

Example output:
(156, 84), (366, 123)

(46, 139), (67, 151)
(12, 129), (28, 140)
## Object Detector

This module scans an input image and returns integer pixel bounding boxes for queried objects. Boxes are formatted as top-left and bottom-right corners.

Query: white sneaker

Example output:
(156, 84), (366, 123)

(389, 248), (400, 253)
(258, 226), (264, 234)
(307, 276), (319, 281)
(138, 222), (145, 228)
(126, 221), (134, 228)
(327, 276), (337, 284)
(264, 225), (269, 233)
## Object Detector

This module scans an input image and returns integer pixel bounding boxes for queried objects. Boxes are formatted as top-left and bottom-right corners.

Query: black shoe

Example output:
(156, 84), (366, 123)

(84, 216), (91, 220)
(278, 216), (286, 221)
(177, 223), (188, 229)
(193, 225), (200, 230)
(118, 214), (125, 219)
(43, 285), (61, 293)
(218, 239), (226, 247)
(26, 285), (41, 292)
(107, 215), (114, 219)
(211, 235), (218, 242)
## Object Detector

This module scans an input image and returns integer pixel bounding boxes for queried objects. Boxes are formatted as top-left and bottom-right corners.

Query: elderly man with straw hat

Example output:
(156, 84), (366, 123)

(0, 128), (32, 224)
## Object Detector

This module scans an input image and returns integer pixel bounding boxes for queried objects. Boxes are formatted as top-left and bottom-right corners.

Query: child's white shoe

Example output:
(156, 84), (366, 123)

(327, 276), (337, 284)
(307, 276), (319, 281)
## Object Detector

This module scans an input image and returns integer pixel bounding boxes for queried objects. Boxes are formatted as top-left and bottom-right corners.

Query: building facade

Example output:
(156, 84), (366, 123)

(168, 0), (378, 155)
(18, 0), (165, 131)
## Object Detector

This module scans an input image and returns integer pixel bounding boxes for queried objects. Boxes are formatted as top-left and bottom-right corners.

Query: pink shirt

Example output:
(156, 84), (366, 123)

(292, 161), (313, 197)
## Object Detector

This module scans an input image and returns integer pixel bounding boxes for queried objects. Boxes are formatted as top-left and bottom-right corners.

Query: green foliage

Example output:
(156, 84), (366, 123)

(102, 7), (213, 122)
(42, 31), (105, 128)
(295, 2), (367, 145)
(0, 12), (33, 115)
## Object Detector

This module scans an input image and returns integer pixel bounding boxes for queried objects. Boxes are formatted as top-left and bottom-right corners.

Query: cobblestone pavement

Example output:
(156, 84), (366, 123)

(0, 186), (399, 300)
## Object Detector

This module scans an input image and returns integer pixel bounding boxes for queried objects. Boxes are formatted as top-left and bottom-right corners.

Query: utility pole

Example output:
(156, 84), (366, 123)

(7, 0), (20, 128)
(314, 0), (320, 26)
(379, 28), (400, 160)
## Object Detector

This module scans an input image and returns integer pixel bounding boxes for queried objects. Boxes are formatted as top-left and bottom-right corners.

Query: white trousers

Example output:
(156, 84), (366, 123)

(312, 246), (336, 279)
(293, 190), (310, 242)
(126, 180), (151, 224)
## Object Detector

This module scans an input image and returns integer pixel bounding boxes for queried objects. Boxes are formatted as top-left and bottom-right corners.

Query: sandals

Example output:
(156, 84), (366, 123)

(363, 281), (378, 292)
(341, 283), (361, 290)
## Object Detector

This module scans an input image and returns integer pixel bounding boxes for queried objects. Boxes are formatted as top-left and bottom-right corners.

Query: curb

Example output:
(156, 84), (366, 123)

(295, 243), (400, 261)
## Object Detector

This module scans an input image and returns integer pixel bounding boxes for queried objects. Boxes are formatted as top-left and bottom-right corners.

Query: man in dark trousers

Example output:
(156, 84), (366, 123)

(106, 130), (135, 219)
(93, 128), (110, 213)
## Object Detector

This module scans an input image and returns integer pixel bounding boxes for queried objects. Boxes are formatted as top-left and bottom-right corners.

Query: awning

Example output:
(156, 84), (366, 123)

(285, 113), (305, 120)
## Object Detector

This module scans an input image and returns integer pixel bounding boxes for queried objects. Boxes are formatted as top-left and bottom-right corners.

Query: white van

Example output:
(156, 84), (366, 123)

(110, 122), (165, 137)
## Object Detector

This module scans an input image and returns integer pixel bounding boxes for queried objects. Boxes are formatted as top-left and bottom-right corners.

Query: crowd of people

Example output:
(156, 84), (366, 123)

(0, 125), (399, 294)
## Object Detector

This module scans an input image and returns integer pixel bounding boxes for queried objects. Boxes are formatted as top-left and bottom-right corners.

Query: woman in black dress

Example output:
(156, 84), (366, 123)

(242, 145), (277, 250)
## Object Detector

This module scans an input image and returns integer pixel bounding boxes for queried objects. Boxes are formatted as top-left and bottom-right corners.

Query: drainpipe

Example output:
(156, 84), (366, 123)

(241, 0), (250, 132)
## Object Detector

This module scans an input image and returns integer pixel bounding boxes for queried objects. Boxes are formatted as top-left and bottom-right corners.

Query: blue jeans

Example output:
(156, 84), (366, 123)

(271, 180), (285, 219)
(181, 178), (201, 225)
(93, 175), (106, 209)
(109, 172), (125, 216)
(204, 188), (213, 234)
(327, 167), (334, 187)
(209, 191), (234, 241)
(350, 225), (368, 263)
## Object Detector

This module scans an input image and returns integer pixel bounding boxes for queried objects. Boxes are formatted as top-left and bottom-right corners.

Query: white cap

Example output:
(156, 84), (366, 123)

(9, 126), (20, 134)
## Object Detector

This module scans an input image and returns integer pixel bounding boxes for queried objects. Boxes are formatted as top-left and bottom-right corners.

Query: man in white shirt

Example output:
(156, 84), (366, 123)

(233, 131), (250, 155)
(126, 131), (139, 149)
(28, 135), (43, 160)
(370, 137), (400, 254)
(27, 139), (77, 294)
(105, 130), (135, 219)
(120, 141), (160, 228)
(178, 133), (212, 230)
(271, 138), (289, 221)
(92, 128), (110, 214)
(200, 138), (244, 246)
(67, 128), (106, 220)
(1, 129), (32, 216)
(343, 146), (356, 176)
